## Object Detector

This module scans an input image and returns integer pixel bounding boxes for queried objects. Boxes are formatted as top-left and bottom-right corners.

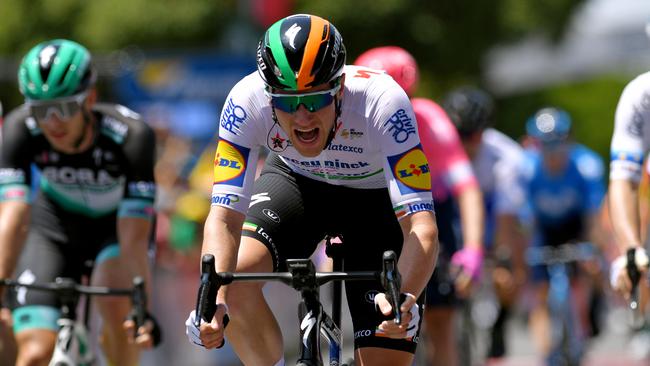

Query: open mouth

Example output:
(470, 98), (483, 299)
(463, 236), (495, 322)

(49, 131), (67, 139)
(294, 128), (319, 144)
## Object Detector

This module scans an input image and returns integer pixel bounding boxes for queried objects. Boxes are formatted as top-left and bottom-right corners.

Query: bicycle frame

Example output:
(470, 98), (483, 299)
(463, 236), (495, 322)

(526, 242), (594, 366)
(195, 250), (401, 366)
(1, 276), (146, 366)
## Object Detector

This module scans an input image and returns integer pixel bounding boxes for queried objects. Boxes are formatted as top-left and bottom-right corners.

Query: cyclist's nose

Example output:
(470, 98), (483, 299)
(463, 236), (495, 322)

(292, 104), (314, 124)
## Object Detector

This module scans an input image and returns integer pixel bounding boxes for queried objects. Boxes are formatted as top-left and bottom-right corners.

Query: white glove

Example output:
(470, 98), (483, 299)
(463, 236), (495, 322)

(185, 310), (204, 347)
(610, 247), (650, 289)
(374, 293), (420, 338)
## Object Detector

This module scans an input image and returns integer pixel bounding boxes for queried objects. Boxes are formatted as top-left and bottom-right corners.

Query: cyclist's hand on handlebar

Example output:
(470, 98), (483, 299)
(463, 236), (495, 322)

(124, 311), (162, 348)
(610, 248), (649, 298)
(374, 292), (419, 339)
(450, 247), (483, 298)
(185, 304), (229, 349)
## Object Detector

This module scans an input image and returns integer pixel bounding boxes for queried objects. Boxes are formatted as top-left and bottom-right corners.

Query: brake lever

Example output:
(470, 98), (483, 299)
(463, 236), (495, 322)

(381, 251), (402, 325)
(626, 248), (644, 329)
(195, 254), (219, 328)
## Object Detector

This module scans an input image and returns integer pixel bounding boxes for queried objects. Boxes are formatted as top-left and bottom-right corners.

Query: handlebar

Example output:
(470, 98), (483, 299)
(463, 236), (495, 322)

(0, 276), (147, 330)
(194, 250), (402, 328)
(525, 242), (595, 266)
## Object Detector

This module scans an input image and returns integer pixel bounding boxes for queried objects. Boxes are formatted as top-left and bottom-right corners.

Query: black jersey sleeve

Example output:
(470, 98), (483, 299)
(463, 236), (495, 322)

(0, 106), (35, 202)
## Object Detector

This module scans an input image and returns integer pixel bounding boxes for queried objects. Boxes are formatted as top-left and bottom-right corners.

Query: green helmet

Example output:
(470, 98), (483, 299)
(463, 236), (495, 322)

(257, 14), (346, 91)
(18, 39), (96, 100)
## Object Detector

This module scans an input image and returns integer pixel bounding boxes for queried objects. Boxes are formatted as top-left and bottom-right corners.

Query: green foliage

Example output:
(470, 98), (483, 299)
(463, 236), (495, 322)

(0, 0), (235, 54)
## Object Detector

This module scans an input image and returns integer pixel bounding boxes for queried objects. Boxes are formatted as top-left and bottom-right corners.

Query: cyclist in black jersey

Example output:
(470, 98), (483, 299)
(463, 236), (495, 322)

(0, 39), (160, 366)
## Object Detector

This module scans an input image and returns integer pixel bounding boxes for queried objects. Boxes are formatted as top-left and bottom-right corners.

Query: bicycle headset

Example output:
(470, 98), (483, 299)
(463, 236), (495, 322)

(353, 46), (419, 97)
(525, 107), (571, 144)
(442, 87), (495, 138)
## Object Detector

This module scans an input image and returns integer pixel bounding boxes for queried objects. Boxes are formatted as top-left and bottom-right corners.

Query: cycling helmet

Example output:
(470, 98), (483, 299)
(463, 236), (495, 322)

(442, 87), (495, 137)
(353, 46), (419, 96)
(257, 14), (346, 91)
(526, 107), (571, 143)
(18, 39), (96, 101)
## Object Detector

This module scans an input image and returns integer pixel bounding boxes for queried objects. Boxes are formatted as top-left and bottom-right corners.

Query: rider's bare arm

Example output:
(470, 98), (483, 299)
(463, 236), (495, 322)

(397, 210), (439, 296)
(201, 205), (245, 304)
(0, 201), (30, 281)
(457, 185), (484, 251)
(609, 179), (643, 252)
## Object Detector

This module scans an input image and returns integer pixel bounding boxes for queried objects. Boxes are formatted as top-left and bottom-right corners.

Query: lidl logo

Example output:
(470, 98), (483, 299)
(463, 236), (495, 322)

(213, 139), (249, 187)
(388, 145), (431, 194)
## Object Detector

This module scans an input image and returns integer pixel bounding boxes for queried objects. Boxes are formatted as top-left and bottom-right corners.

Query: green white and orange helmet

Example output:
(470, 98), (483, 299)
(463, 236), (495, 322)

(18, 39), (96, 101)
(256, 14), (346, 92)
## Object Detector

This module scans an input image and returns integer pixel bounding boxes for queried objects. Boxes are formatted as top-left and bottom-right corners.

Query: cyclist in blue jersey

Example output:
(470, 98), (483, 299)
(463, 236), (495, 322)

(522, 107), (606, 363)
(0, 39), (161, 366)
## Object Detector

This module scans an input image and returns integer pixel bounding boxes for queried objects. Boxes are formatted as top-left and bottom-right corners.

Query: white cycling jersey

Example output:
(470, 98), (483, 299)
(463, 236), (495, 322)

(610, 71), (650, 182)
(211, 65), (434, 219)
(473, 128), (526, 215)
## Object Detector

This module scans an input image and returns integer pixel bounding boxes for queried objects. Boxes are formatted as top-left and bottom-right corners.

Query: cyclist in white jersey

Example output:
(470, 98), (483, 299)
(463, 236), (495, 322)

(184, 14), (439, 366)
(443, 87), (528, 359)
(608, 67), (650, 295)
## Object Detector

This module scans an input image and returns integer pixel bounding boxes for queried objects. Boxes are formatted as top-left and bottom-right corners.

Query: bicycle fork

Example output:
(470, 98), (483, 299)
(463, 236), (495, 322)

(297, 290), (344, 366)
(547, 264), (583, 366)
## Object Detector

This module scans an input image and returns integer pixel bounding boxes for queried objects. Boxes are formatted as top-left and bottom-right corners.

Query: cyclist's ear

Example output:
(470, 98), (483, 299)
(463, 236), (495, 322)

(85, 88), (98, 109)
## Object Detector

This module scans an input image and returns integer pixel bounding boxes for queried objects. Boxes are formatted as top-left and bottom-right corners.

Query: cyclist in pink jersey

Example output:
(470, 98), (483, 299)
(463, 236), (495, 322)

(356, 46), (484, 366)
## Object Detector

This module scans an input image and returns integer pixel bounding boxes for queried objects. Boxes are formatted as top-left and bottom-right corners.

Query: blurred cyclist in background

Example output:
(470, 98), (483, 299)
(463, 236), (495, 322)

(355, 46), (484, 366)
(443, 87), (528, 360)
(608, 20), (650, 301)
(0, 39), (160, 365)
(522, 107), (606, 364)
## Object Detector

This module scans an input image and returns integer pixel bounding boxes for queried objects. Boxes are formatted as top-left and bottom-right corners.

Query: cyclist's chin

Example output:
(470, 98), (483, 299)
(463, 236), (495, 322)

(291, 134), (327, 157)
(293, 143), (325, 157)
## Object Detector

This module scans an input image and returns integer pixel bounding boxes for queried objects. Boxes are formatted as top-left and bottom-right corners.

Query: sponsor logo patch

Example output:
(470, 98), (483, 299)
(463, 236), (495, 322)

(388, 145), (431, 194)
(384, 109), (416, 143)
(220, 98), (247, 135)
(394, 201), (434, 219)
(213, 139), (249, 187)
(262, 208), (280, 223)
(340, 128), (364, 139)
(211, 193), (240, 207)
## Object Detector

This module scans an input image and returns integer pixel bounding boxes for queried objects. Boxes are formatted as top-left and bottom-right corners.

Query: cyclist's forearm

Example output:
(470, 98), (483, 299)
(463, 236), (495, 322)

(609, 179), (642, 251)
(0, 202), (30, 279)
(457, 186), (484, 250)
(118, 217), (154, 303)
(201, 206), (244, 302)
(398, 211), (439, 296)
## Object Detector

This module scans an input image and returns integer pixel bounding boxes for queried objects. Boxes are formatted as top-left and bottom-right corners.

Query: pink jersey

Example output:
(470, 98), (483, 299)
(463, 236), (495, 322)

(412, 98), (478, 200)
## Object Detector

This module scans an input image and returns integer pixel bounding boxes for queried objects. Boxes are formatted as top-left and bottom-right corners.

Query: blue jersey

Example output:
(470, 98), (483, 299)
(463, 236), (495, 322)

(522, 144), (605, 246)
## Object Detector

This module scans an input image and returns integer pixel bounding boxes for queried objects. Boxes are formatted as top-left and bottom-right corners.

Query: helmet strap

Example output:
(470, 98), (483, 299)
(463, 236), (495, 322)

(324, 96), (342, 148)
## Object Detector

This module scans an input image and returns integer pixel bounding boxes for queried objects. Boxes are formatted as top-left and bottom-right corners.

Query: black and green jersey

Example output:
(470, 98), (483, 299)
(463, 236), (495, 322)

(0, 103), (156, 222)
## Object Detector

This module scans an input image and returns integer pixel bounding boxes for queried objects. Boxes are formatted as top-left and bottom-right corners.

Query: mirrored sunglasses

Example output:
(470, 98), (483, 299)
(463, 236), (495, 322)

(267, 85), (340, 113)
(26, 92), (88, 122)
